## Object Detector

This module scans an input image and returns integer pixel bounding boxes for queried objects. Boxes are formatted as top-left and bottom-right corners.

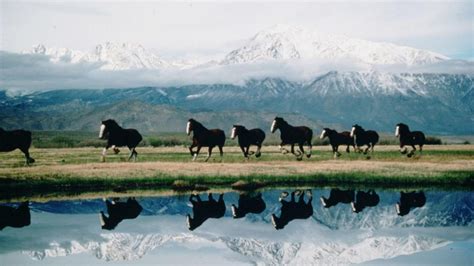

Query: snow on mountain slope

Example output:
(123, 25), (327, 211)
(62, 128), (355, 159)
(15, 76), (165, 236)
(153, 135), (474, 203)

(26, 42), (169, 70)
(222, 24), (449, 66)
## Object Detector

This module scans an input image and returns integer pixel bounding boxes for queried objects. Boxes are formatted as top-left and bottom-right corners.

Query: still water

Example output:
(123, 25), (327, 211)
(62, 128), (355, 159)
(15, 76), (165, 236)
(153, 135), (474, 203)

(0, 188), (473, 265)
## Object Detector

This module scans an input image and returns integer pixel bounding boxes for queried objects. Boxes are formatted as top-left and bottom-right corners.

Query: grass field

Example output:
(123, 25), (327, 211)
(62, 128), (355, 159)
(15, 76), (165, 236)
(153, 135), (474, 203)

(0, 144), (472, 200)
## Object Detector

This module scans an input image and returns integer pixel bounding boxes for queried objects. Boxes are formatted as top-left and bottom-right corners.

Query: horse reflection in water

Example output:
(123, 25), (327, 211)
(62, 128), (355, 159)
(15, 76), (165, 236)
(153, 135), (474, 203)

(320, 188), (355, 208)
(271, 190), (313, 230)
(231, 192), (266, 219)
(351, 190), (380, 213)
(0, 201), (31, 230)
(99, 197), (143, 230)
(187, 193), (226, 231)
(396, 191), (426, 216)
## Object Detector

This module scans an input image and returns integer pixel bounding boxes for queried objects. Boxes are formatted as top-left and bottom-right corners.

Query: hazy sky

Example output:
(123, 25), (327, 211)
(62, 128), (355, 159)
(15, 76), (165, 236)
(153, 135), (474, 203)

(1, 0), (473, 60)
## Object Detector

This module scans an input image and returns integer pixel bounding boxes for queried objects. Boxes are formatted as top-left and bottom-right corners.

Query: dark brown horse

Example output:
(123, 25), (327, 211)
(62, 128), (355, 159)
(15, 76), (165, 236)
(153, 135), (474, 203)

(0, 201), (31, 230)
(231, 192), (266, 219)
(231, 125), (265, 159)
(396, 191), (426, 216)
(320, 188), (355, 208)
(0, 128), (35, 165)
(320, 128), (355, 158)
(351, 190), (380, 213)
(395, 123), (425, 157)
(99, 197), (143, 230)
(350, 124), (379, 156)
(187, 193), (225, 231)
(187, 119), (225, 162)
(99, 119), (142, 162)
(271, 190), (313, 230)
(270, 117), (313, 161)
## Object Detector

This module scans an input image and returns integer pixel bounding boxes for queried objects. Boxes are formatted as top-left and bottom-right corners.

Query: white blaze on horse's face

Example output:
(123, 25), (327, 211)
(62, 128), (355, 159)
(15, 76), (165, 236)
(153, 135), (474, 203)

(231, 127), (237, 139)
(350, 127), (355, 137)
(320, 130), (326, 139)
(395, 126), (400, 137)
(271, 120), (277, 133)
(186, 122), (191, 136)
(99, 124), (106, 138)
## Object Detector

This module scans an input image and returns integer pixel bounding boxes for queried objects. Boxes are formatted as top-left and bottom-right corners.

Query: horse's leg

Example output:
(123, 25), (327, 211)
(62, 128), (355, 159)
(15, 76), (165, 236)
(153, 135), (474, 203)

(306, 142), (312, 158)
(240, 145), (247, 158)
(279, 143), (289, 154)
(205, 146), (213, 162)
(189, 143), (196, 156)
(255, 144), (262, 158)
(112, 145), (120, 154)
(400, 144), (407, 154)
(408, 145), (416, 158)
(247, 145), (255, 156)
(292, 144), (302, 161)
(363, 145), (369, 155)
(419, 145), (423, 156)
(193, 146), (201, 161)
(245, 146), (251, 160)
(298, 143), (305, 158)
(218, 145), (224, 161)
(101, 145), (110, 162)
(20, 147), (34, 166)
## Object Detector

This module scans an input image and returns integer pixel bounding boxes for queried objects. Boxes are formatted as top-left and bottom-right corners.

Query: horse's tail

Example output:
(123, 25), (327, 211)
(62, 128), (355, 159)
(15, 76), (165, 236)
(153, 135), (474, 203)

(25, 131), (33, 148)
(306, 128), (313, 158)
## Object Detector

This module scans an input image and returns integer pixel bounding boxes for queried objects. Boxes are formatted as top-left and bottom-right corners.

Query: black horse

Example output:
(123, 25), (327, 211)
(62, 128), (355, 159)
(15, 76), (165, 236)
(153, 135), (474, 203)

(99, 197), (143, 230)
(187, 193), (226, 231)
(320, 188), (355, 208)
(99, 119), (142, 162)
(271, 190), (313, 230)
(0, 201), (31, 230)
(231, 192), (266, 219)
(350, 124), (379, 156)
(351, 190), (380, 213)
(395, 123), (426, 158)
(0, 128), (35, 165)
(186, 119), (225, 162)
(396, 191), (426, 216)
(270, 117), (313, 160)
(320, 128), (355, 158)
(231, 125), (266, 159)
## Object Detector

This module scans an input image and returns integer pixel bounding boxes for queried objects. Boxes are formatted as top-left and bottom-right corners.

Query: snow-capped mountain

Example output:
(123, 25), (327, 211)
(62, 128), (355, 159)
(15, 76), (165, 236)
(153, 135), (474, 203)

(26, 42), (170, 70)
(222, 24), (449, 66)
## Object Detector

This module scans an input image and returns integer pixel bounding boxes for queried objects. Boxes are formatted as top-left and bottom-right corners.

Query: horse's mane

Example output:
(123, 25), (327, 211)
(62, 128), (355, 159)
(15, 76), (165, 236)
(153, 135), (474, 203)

(104, 119), (121, 130)
(353, 124), (365, 132)
(397, 123), (409, 131)
(324, 128), (337, 134)
(190, 119), (207, 131)
(276, 117), (290, 127)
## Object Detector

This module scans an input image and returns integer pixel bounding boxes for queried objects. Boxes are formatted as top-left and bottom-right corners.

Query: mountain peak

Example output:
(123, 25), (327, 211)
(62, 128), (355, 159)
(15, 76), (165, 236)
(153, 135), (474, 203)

(222, 24), (449, 66)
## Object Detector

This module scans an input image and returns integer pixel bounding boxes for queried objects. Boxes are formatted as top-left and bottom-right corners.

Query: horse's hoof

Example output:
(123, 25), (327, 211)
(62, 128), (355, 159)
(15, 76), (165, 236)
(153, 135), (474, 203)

(407, 153), (413, 158)
(296, 157), (303, 161)
(255, 153), (261, 158)
(366, 156), (371, 160)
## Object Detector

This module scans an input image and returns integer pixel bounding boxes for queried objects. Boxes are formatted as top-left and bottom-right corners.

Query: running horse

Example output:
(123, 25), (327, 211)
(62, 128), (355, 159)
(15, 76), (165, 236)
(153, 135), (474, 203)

(98, 119), (142, 162)
(186, 119), (225, 162)
(350, 124), (379, 156)
(270, 117), (313, 161)
(395, 123), (425, 157)
(0, 128), (35, 165)
(271, 189), (313, 230)
(230, 125), (265, 159)
(320, 128), (355, 158)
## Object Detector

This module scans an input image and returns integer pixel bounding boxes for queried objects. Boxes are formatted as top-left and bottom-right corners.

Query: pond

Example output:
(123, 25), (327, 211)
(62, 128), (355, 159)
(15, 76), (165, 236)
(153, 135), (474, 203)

(0, 188), (473, 265)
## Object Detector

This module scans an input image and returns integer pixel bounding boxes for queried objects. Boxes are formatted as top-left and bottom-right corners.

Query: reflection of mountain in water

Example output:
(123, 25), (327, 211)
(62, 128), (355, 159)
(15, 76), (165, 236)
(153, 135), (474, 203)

(8, 189), (473, 264)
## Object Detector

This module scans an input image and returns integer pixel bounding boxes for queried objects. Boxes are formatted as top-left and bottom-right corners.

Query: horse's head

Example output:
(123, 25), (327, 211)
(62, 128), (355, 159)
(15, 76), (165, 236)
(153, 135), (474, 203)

(271, 117), (285, 133)
(320, 128), (332, 139)
(186, 119), (196, 136)
(99, 119), (117, 139)
(231, 125), (245, 139)
(350, 124), (362, 137)
(395, 123), (408, 137)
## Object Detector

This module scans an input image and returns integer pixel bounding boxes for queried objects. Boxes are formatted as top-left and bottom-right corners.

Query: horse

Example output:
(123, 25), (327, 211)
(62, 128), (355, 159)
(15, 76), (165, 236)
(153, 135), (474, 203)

(231, 192), (266, 219)
(98, 119), (142, 162)
(0, 128), (35, 165)
(395, 123), (426, 158)
(186, 119), (225, 162)
(396, 191), (426, 216)
(187, 193), (226, 231)
(320, 188), (355, 208)
(99, 197), (143, 230)
(270, 117), (313, 161)
(0, 201), (31, 230)
(350, 124), (379, 156)
(271, 189), (313, 230)
(320, 128), (355, 158)
(351, 190), (380, 213)
(230, 125), (265, 159)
